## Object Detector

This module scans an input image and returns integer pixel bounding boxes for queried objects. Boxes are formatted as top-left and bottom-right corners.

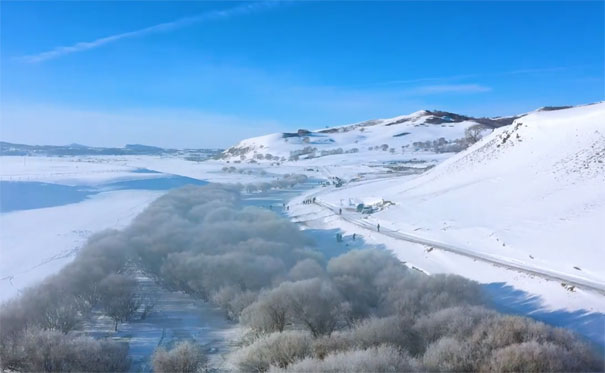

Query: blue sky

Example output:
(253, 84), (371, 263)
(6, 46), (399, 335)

(1, 1), (603, 148)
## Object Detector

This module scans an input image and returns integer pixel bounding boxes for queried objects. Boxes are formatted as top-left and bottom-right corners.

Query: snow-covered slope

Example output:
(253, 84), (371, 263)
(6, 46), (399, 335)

(318, 103), (605, 285)
(0, 189), (162, 300)
(221, 110), (516, 163)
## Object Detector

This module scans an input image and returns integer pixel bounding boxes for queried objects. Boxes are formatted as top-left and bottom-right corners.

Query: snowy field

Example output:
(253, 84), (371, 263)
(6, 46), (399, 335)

(0, 189), (162, 300)
(1, 103), (604, 356)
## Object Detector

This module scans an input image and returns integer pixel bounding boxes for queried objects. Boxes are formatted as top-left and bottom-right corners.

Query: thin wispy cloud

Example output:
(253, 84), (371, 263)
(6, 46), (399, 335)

(18, 2), (279, 63)
(412, 84), (492, 95)
(372, 74), (477, 87)
(369, 66), (573, 88)
(504, 66), (568, 75)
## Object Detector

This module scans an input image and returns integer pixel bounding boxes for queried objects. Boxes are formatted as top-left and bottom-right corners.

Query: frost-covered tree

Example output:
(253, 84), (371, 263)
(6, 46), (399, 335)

(485, 341), (603, 372)
(99, 274), (141, 331)
(288, 259), (325, 281)
(275, 345), (418, 373)
(1, 328), (130, 372)
(465, 124), (488, 144)
(152, 341), (207, 373)
(327, 249), (407, 319)
(286, 279), (349, 337)
(241, 288), (292, 333)
(422, 337), (474, 372)
(211, 286), (258, 320)
(232, 331), (312, 372)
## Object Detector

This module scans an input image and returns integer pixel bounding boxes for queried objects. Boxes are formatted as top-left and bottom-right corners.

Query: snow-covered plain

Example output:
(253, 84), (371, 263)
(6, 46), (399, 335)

(0, 156), (166, 185)
(0, 189), (162, 300)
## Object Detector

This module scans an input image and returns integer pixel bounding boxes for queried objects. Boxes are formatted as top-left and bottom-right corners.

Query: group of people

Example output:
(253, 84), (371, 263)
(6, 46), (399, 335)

(302, 197), (316, 204)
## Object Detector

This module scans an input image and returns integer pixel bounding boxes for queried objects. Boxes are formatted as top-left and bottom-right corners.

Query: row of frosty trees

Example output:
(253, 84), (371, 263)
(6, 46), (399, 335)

(1, 184), (603, 372)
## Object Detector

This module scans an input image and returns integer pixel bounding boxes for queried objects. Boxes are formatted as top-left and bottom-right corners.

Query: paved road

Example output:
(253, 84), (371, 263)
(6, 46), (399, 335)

(312, 198), (605, 295)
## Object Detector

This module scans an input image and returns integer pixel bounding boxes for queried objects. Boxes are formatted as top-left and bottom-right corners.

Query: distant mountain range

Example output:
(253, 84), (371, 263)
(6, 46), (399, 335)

(0, 142), (222, 158)
(219, 106), (581, 164)
(220, 109), (525, 164)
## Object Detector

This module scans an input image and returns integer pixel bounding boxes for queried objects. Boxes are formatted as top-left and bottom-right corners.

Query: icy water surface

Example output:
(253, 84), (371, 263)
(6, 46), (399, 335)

(84, 271), (238, 372)
(0, 174), (207, 213)
(242, 186), (371, 259)
(0, 181), (95, 213)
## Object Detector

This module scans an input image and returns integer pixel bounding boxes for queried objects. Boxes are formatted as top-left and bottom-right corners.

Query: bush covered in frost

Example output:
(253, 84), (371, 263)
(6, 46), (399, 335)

(0, 328), (130, 372)
(152, 341), (207, 373)
(274, 345), (419, 373)
(233, 331), (313, 372)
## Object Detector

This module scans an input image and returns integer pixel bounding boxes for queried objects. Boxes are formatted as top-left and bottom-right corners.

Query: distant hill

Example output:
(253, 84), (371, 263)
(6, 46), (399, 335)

(220, 109), (521, 164)
(0, 142), (222, 158)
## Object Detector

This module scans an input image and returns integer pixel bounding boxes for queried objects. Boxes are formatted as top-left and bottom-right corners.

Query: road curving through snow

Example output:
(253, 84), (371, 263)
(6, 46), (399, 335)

(313, 198), (605, 296)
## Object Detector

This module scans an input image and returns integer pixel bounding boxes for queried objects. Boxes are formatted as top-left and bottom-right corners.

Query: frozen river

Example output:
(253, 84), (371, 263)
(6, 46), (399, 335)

(0, 169), (207, 213)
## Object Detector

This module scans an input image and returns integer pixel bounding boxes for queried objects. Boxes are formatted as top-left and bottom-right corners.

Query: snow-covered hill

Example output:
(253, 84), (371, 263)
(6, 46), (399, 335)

(316, 102), (605, 287)
(220, 110), (517, 164)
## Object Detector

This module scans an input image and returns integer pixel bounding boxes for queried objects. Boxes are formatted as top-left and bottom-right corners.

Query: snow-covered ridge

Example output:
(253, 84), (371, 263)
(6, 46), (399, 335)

(401, 102), (605, 189)
(316, 102), (605, 288)
(220, 110), (519, 163)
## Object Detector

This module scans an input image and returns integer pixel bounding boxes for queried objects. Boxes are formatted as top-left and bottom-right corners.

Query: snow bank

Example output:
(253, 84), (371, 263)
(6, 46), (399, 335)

(0, 189), (162, 301)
